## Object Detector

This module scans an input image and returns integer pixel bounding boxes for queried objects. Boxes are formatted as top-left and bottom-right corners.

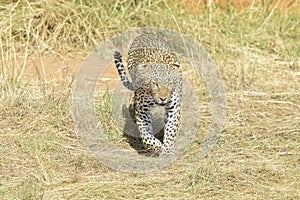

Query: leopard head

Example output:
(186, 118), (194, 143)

(134, 62), (182, 105)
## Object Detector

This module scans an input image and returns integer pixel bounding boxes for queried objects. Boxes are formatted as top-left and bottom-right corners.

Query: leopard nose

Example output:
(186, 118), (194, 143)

(159, 97), (167, 102)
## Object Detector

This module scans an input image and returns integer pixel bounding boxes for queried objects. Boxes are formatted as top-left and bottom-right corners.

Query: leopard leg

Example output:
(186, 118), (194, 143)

(135, 91), (162, 152)
(162, 92), (181, 154)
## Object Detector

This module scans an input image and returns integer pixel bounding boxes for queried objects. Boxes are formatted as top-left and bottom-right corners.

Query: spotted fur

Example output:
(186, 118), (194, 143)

(114, 32), (182, 154)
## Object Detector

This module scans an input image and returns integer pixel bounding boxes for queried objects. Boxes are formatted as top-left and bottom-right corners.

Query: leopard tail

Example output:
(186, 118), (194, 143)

(114, 51), (134, 91)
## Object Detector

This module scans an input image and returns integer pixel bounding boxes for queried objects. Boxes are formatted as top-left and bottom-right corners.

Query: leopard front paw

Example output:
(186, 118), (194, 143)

(161, 143), (175, 154)
(143, 137), (162, 152)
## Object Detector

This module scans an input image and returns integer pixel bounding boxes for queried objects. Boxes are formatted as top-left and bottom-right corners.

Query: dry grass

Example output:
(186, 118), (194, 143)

(1, 0), (299, 199)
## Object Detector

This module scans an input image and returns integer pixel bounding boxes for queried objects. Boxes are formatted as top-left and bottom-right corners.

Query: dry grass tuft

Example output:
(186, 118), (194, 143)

(0, 0), (299, 199)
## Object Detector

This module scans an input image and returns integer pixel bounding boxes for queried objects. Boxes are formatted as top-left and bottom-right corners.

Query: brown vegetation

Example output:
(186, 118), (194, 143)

(0, 0), (299, 199)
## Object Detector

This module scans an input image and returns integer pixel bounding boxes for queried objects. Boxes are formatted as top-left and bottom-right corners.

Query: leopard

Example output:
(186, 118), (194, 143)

(113, 32), (182, 154)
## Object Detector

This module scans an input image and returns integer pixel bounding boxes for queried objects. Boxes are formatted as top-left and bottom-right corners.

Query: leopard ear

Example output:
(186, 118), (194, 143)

(173, 60), (180, 68)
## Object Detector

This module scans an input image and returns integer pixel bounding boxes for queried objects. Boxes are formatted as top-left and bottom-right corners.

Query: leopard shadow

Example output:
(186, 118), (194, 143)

(121, 102), (165, 156)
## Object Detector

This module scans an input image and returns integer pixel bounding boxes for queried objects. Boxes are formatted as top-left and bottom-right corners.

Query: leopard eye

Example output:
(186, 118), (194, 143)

(173, 61), (180, 68)
(139, 64), (147, 68)
(153, 82), (159, 89)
